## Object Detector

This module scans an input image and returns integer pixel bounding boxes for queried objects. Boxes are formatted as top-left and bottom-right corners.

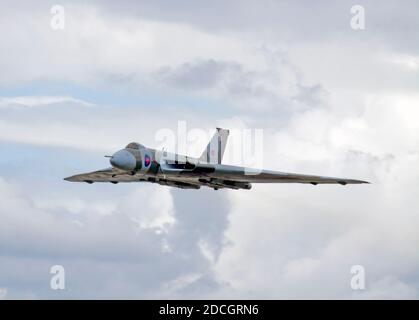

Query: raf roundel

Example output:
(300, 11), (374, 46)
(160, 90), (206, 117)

(144, 154), (151, 167)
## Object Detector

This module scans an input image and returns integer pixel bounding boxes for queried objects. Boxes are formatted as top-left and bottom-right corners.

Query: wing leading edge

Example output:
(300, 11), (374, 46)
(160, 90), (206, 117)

(64, 168), (202, 189)
(64, 168), (142, 183)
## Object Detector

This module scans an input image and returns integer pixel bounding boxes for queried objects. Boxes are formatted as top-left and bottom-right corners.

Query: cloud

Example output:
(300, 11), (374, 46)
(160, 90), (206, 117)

(0, 95), (237, 152)
(384, 54), (419, 71)
(211, 92), (419, 299)
(154, 56), (326, 112)
(0, 175), (233, 298)
(0, 2), (325, 114)
(0, 96), (93, 108)
(0, 2), (257, 88)
(0, 287), (7, 299)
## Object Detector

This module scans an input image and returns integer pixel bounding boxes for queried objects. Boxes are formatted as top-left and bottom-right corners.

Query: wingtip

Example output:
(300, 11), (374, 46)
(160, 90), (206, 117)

(356, 180), (371, 184)
(63, 176), (76, 182)
(340, 179), (371, 185)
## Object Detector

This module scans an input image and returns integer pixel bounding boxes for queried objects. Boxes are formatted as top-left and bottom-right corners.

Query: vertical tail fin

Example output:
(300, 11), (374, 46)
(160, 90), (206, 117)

(199, 128), (229, 164)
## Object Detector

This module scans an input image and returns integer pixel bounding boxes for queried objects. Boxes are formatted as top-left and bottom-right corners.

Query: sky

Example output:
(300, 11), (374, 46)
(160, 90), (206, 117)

(0, 0), (418, 299)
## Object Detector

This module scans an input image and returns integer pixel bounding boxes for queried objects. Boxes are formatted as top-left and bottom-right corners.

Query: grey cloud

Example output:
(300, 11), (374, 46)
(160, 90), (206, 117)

(154, 58), (326, 113)
(169, 188), (231, 261)
(155, 60), (228, 90)
(0, 175), (232, 298)
(93, 0), (419, 53)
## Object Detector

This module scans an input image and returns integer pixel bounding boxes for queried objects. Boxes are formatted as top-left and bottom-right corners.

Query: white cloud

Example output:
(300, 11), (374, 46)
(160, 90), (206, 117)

(384, 54), (419, 71)
(0, 287), (7, 299)
(358, 276), (418, 299)
(0, 3), (261, 87)
(212, 92), (419, 299)
(0, 175), (230, 298)
(0, 96), (93, 108)
(119, 185), (175, 232)
(0, 97), (175, 151)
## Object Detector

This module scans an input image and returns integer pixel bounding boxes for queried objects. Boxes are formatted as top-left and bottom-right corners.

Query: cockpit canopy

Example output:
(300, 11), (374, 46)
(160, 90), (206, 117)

(125, 142), (144, 150)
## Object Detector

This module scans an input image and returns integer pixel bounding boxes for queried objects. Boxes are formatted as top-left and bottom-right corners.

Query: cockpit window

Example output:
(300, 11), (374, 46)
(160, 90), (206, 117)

(126, 142), (143, 150)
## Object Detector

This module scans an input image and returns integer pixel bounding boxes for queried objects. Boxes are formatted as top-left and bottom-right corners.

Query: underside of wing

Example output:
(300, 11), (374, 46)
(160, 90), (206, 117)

(243, 171), (369, 185)
(64, 164), (368, 189)
(151, 178), (201, 189)
(203, 164), (369, 185)
(64, 168), (146, 184)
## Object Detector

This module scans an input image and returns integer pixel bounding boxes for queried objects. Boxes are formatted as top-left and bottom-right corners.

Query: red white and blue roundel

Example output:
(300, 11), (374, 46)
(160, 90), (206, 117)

(144, 154), (151, 167)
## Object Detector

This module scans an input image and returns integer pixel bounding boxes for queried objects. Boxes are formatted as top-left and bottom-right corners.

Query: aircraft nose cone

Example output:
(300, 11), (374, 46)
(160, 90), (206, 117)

(110, 149), (136, 171)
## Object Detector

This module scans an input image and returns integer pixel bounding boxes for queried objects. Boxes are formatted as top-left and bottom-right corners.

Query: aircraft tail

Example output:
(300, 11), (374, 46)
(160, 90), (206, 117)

(199, 128), (229, 164)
